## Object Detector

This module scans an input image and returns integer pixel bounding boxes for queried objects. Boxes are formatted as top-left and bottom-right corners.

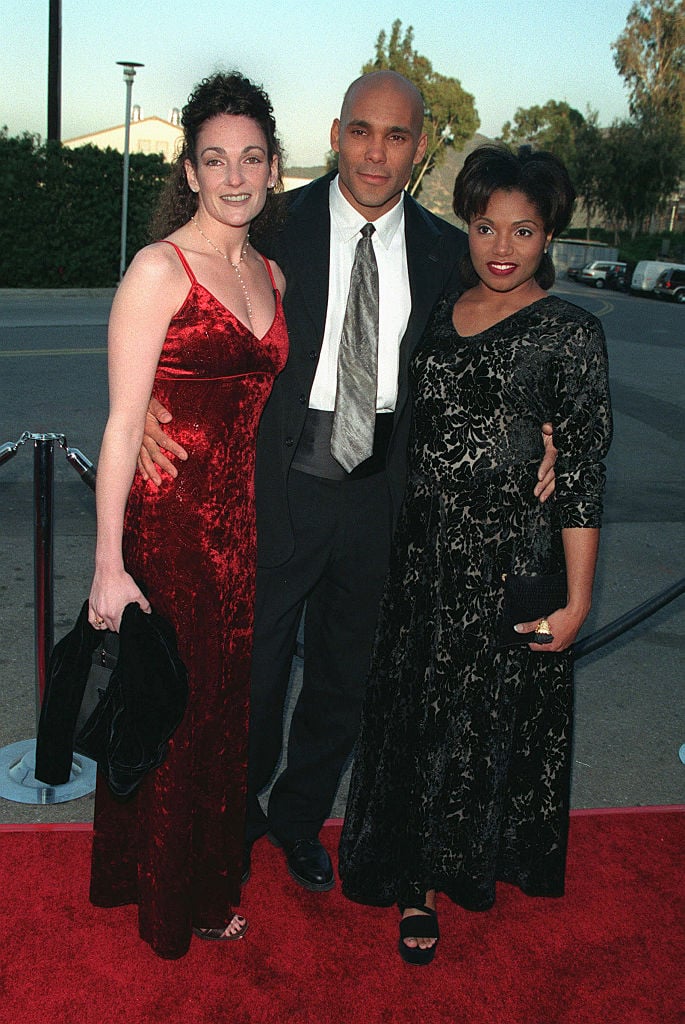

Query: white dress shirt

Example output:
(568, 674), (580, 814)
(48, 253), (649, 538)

(308, 176), (411, 413)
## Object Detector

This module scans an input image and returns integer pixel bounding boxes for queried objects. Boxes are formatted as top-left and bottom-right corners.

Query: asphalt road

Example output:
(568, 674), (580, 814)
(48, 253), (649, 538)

(0, 280), (683, 823)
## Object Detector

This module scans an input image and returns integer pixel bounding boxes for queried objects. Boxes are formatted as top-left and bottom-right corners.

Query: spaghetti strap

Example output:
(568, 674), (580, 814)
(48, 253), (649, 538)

(259, 253), (278, 291)
(161, 240), (196, 285)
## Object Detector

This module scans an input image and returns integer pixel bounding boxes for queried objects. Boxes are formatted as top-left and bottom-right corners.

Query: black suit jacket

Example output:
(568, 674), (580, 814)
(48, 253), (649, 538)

(256, 172), (467, 568)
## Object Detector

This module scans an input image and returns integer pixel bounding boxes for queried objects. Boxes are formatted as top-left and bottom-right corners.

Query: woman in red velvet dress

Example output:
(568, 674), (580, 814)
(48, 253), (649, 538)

(87, 72), (288, 959)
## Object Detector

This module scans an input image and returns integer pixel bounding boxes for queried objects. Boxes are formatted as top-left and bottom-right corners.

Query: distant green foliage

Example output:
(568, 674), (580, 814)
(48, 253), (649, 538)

(501, 101), (586, 167)
(502, 100), (683, 239)
(499, 2), (684, 240)
(612, 0), (684, 129)
(598, 116), (683, 237)
(607, 1), (685, 238)
(0, 129), (170, 287)
(501, 102), (606, 233)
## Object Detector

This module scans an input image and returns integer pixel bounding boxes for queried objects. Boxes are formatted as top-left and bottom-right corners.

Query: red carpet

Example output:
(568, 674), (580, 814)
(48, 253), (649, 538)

(1, 809), (682, 1024)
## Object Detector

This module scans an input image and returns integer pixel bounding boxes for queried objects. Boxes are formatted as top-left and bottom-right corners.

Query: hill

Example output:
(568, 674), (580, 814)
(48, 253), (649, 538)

(418, 133), (494, 225)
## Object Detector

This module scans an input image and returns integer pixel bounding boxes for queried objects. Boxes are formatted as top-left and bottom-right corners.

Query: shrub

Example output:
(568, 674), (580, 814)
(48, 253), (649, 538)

(0, 129), (170, 287)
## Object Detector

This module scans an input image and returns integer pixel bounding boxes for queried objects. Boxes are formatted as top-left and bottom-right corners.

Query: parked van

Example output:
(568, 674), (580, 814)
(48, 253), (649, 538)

(579, 260), (627, 288)
(654, 266), (685, 303)
(631, 260), (685, 294)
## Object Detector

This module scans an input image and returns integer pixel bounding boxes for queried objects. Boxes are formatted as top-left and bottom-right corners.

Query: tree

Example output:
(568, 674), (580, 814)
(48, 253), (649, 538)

(598, 116), (683, 237)
(501, 100), (586, 168)
(362, 20), (480, 195)
(571, 113), (609, 238)
(501, 102), (605, 237)
(612, 0), (685, 126)
(611, 1), (684, 235)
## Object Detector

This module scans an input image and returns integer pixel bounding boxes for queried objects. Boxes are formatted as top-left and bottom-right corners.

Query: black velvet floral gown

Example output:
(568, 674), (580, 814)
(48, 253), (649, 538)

(89, 243), (289, 959)
(339, 294), (612, 911)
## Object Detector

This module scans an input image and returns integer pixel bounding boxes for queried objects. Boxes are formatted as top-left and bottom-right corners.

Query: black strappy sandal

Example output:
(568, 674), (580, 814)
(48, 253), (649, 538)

(193, 914), (249, 941)
(398, 905), (439, 966)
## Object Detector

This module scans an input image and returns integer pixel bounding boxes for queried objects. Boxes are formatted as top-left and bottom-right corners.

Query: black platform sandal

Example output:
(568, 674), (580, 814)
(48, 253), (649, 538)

(398, 905), (439, 966)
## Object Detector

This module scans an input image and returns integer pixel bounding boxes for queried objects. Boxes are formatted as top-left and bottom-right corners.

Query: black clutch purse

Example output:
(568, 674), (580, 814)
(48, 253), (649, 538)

(497, 571), (567, 647)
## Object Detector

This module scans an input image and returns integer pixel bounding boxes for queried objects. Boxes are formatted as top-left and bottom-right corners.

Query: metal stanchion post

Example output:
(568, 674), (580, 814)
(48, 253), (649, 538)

(33, 435), (56, 720)
(0, 432), (97, 804)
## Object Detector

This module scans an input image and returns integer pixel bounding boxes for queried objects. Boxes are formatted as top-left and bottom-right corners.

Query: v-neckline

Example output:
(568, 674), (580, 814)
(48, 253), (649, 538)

(187, 279), (280, 343)
(451, 295), (553, 340)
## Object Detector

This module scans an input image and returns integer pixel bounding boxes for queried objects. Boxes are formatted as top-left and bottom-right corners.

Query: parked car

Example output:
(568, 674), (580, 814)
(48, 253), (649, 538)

(604, 264), (631, 292)
(579, 261), (627, 289)
(566, 265), (585, 281)
(630, 260), (685, 294)
(653, 266), (685, 303)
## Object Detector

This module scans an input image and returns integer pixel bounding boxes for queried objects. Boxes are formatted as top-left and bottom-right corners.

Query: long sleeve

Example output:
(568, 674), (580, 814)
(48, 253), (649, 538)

(549, 314), (613, 528)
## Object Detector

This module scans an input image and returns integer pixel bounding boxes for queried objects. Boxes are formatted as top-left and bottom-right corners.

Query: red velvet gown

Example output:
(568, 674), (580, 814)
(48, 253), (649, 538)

(89, 241), (289, 959)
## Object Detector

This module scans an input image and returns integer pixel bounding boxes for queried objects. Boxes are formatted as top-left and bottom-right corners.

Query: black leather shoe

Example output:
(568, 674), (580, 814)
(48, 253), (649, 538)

(284, 838), (334, 892)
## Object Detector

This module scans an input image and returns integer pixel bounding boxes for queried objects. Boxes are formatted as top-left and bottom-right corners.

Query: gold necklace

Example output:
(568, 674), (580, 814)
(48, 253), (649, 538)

(191, 216), (253, 321)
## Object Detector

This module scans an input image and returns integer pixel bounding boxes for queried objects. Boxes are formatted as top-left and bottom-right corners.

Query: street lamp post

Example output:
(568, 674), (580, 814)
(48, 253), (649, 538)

(116, 61), (144, 281)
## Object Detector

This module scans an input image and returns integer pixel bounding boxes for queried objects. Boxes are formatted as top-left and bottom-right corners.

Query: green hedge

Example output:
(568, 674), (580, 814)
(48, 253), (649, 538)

(0, 131), (170, 287)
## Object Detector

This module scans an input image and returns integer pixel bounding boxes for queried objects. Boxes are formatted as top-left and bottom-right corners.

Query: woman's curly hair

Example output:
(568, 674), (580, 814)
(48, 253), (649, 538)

(149, 71), (284, 241)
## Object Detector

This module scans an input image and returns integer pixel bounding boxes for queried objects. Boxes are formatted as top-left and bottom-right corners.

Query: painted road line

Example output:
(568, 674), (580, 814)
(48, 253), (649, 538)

(552, 286), (615, 317)
(0, 348), (108, 357)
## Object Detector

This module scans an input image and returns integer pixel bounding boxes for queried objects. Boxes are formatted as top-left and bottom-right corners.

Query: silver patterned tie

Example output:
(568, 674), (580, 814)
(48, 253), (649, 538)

(330, 223), (379, 473)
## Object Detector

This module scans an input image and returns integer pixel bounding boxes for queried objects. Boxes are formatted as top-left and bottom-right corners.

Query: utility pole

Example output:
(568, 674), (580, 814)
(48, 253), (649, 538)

(47, 0), (62, 142)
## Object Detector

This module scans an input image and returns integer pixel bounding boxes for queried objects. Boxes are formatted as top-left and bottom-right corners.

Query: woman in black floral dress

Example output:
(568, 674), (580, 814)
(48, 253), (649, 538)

(339, 145), (612, 965)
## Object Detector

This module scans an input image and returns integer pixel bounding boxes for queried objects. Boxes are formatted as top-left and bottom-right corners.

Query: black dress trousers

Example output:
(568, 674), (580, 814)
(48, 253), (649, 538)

(246, 466), (393, 845)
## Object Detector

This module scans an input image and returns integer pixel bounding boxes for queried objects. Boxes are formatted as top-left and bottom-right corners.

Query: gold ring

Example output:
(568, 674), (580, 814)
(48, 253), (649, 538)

(94, 616), (105, 626)
(535, 617), (552, 636)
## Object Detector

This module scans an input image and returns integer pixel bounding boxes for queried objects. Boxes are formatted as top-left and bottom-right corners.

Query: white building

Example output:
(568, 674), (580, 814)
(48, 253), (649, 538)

(64, 108), (183, 160)
(64, 109), (312, 191)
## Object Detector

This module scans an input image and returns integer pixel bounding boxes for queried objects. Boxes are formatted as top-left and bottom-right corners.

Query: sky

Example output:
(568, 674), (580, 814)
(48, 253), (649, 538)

(1, 0), (635, 167)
